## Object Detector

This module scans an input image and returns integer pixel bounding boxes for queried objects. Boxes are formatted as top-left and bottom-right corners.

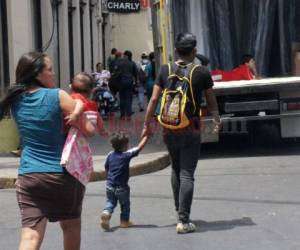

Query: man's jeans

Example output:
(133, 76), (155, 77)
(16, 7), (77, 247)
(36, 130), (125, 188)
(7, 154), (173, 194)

(119, 88), (133, 117)
(163, 132), (201, 223)
(103, 186), (130, 221)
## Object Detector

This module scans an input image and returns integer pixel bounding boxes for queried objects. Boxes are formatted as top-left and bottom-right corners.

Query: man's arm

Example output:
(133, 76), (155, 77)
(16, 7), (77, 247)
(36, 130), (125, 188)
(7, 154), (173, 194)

(141, 85), (162, 137)
(204, 88), (221, 132)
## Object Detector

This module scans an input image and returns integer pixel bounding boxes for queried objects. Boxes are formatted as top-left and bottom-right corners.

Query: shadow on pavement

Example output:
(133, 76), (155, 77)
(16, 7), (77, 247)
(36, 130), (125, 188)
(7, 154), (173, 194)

(103, 224), (159, 232)
(194, 217), (256, 233)
(160, 217), (255, 233)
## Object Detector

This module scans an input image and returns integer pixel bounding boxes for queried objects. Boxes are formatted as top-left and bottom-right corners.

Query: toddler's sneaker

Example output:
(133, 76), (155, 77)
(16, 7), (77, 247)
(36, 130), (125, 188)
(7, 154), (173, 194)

(176, 222), (196, 234)
(100, 210), (111, 231)
(120, 220), (133, 228)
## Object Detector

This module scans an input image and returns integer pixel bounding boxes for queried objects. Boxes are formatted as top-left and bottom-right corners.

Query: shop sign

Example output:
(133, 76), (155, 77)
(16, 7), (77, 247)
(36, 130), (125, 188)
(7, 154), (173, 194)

(107, 0), (141, 13)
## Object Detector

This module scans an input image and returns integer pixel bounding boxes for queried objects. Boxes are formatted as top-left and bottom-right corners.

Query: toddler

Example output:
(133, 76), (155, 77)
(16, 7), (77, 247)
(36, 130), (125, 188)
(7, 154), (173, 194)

(100, 132), (148, 230)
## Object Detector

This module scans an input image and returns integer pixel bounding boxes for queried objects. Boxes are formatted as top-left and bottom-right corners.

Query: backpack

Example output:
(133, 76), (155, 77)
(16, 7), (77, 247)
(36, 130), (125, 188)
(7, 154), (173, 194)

(138, 65), (147, 84)
(108, 61), (122, 94)
(157, 63), (200, 130)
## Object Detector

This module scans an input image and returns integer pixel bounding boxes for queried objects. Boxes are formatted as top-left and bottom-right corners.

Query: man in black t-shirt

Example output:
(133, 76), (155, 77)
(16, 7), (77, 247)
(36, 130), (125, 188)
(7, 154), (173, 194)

(117, 50), (138, 120)
(142, 33), (221, 234)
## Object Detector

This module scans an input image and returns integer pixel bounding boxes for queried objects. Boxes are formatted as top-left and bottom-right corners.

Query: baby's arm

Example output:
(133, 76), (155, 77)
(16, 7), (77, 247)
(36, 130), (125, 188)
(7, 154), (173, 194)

(137, 136), (149, 152)
(65, 99), (84, 124)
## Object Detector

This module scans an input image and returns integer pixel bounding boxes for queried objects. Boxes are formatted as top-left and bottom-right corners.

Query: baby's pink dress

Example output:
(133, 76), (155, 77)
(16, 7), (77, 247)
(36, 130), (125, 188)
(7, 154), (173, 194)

(61, 111), (98, 185)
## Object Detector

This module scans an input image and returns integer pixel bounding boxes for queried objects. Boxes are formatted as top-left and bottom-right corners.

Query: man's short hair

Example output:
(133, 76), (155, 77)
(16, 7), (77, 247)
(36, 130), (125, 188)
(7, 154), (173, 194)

(111, 48), (117, 54)
(241, 54), (254, 64)
(175, 33), (197, 56)
(110, 132), (129, 152)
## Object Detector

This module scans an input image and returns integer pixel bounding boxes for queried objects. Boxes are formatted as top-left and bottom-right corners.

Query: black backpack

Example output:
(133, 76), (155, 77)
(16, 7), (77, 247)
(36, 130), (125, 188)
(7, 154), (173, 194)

(158, 63), (200, 129)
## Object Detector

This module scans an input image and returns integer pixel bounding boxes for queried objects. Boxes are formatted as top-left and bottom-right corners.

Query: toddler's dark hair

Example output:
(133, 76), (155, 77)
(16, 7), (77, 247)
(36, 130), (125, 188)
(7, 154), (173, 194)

(110, 132), (129, 152)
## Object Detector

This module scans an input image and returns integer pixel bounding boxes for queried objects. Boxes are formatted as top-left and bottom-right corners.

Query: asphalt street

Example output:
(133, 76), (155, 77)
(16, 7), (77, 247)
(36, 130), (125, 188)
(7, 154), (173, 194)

(1, 141), (300, 250)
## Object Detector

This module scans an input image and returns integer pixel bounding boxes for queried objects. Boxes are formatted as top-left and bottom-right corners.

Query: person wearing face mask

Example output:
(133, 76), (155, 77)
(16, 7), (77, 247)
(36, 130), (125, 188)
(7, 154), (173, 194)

(0, 52), (95, 250)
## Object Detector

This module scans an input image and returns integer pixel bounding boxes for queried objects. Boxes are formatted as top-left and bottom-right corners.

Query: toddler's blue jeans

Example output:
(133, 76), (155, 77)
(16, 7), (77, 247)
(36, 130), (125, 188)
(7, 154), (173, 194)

(103, 185), (130, 221)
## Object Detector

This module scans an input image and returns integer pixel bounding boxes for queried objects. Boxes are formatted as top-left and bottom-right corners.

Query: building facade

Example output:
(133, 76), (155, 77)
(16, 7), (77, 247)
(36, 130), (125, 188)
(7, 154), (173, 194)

(0, 0), (155, 97)
(0, 0), (104, 95)
(103, 0), (153, 64)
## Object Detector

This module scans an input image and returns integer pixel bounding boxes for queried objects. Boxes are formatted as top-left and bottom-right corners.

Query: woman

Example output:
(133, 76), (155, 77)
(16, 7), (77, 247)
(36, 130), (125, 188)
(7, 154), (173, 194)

(0, 52), (95, 250)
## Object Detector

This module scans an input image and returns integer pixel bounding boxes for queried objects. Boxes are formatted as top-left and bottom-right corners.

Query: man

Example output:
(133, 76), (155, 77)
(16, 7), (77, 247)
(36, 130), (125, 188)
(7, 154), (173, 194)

(108, 48), (117, 72)
(142, 33), (220, 234)
(117, 50), (138, 120)
(136, 52), (150, 112)
(211, 54), (258, 81)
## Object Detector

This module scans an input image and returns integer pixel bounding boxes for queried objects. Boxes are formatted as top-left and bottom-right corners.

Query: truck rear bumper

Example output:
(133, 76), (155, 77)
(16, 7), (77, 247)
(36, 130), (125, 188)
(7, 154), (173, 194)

(201, 112), (300, 143)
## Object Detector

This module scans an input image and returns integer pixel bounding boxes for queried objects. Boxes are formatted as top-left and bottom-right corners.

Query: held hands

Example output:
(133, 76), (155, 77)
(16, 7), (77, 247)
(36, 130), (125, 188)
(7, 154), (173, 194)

(141, 123), (153, 139)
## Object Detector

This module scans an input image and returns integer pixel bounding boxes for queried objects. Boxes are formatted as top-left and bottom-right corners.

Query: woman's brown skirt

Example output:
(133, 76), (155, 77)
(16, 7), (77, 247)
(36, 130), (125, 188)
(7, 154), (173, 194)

(16, 172), (85, 228)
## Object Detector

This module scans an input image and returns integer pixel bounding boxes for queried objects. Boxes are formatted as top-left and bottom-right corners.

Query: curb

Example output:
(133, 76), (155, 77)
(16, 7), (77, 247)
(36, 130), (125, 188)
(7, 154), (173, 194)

(90, 153), (170, 182)
(0, 154), (170, 189)
(0, 178), (17, 189)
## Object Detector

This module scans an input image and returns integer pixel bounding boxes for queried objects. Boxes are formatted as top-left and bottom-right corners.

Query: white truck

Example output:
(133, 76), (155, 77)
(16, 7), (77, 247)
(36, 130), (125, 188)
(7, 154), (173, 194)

(150, 0), (300, 143)
(201, 77), (300, 143)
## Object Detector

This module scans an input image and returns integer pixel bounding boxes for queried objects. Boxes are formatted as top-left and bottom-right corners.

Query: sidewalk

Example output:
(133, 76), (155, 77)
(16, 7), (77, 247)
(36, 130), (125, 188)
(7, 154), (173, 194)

(0, 109), (170, 188)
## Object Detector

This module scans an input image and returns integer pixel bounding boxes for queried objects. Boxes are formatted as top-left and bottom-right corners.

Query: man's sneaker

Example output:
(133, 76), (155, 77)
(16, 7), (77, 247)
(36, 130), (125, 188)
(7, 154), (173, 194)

(176, 222), (196, 234)
(120, 220), (133, 228)
(100, 210), (111, 231)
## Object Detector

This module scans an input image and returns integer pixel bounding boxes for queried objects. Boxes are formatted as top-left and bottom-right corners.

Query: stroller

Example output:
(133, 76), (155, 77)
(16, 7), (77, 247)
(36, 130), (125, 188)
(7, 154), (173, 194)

(93, 86), (119, 119)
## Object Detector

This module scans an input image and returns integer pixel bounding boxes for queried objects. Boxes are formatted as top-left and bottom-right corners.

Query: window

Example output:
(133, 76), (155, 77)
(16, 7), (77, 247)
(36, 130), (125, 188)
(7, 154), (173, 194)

(89, 3), (94, 72)
(80, 1), (86, 71)
(32, 0), (42, 51)
(0, 0), (9, 97)
(68, 0), (75, 79)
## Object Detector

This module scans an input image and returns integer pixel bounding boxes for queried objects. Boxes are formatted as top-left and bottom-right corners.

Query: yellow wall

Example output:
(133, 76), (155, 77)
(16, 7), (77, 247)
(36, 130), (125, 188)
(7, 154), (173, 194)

(0, 119), (20, 153)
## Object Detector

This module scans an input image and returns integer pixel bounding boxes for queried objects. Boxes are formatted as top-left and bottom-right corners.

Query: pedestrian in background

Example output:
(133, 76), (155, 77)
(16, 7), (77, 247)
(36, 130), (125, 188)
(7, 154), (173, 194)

(142, 33), (221, 234)
(0, 52), (95, 250)
(136, 52), (149, 112)
(117, 50), (137, 120)
(144, 52), (156, 101)
(108, 48), (117, 72)
(93, 62), (111, 89)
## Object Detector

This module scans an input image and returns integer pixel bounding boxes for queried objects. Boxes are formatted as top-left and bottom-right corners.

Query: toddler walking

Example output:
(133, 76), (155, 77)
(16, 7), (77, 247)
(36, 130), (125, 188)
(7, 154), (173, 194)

(100, 132), (148, 230)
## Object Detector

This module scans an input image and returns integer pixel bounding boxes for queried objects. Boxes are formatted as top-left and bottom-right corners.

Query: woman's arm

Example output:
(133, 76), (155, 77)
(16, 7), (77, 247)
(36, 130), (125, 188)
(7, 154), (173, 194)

(59, 90), (95, 137)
